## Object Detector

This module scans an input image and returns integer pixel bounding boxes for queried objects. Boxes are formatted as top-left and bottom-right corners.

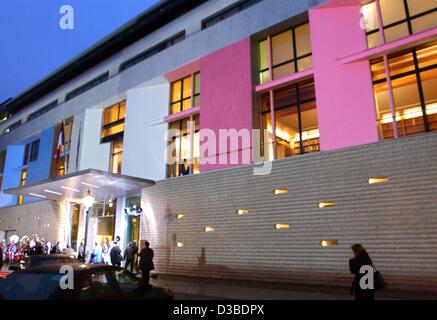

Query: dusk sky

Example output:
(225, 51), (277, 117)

(0, 0), (159, 103)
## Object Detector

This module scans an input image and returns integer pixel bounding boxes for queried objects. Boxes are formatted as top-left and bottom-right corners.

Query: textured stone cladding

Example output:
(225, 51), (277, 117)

(140, 132), (437, 295)
(0, 200), (64, 243)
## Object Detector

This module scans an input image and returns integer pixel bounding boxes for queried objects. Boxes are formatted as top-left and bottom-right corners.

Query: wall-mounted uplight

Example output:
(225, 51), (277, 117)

(176, 242), (184, 248)
(368, 176), (389, 184)
(205, 227), (215, 232)
(177, 213), (185, 219)
(273, 188), (289, 195)
(44, 223), (50, 228)
(318, 202), (336, 208)
(236, 209), (249, 215)
(321, 240), (338, 247)
(275, 224), (290, 230)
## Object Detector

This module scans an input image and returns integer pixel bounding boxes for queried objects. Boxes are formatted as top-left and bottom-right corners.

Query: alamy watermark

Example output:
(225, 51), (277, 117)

(59, 5), (74, 30)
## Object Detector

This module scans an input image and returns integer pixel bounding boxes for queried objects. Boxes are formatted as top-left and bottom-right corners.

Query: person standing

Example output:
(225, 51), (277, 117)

(91, 242), (102, 264)
(139, 241), (154, 287)
(77, 242), (85, 262)
(124, 242), (135, 272)
(349, 243), (375, 301)
(110, 242), (122, 267)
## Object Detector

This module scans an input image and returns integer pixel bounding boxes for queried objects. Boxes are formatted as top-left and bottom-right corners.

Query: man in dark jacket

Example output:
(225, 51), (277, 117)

(139, 241), (154, 287)
(110, 242), (123, 267)
(124, 242), (135, 272)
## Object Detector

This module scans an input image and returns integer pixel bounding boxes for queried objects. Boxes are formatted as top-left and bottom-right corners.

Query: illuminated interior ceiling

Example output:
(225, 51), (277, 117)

(4, 169), (155, 203)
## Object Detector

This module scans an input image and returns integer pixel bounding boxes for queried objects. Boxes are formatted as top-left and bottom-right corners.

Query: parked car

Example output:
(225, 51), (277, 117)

(8, 254), (77, 271)
(0, 263), (173, 300)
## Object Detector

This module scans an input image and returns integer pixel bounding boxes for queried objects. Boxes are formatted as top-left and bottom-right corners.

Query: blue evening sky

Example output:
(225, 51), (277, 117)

(0, 0), (159, 103)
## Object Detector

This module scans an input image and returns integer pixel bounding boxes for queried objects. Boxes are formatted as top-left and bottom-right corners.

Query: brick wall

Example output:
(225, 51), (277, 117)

(140, 132), (437, 294)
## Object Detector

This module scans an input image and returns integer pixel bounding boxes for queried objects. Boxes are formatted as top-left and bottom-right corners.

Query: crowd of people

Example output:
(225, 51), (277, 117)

(0, 238), (69, 268)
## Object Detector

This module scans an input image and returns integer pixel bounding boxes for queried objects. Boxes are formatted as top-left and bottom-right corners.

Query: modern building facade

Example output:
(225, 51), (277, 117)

(0, 0), (436, 295)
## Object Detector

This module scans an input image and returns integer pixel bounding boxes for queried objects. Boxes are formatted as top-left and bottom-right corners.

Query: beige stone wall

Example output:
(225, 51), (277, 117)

(0, 200), (65, 244)
(140, 133), (437, 294)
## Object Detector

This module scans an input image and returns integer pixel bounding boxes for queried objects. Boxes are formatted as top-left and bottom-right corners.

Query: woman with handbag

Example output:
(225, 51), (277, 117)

(349, 243), (377, 300)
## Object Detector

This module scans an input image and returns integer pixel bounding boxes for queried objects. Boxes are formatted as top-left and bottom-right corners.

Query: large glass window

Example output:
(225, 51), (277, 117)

(17, 169), (27, 205)
(170, 73), (200, 114)
(110, 139), (123, 175)
(101, 101), (126, 143)
(258, 22), (312, 84)
(93, 200), (116, 245)
(372, 42), (437, 139)
(261, 79), (319, 160)
(362, 0), (437, 48)
(50, 117), (73, 178)
(167, 115), (200, 177)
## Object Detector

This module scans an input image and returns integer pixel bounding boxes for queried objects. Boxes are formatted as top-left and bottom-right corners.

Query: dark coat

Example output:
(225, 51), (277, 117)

(124, 245), (135, 260)
(110, 246), (123, 264)
(349, 251), (375, 300)
(139, 247), (154, 272)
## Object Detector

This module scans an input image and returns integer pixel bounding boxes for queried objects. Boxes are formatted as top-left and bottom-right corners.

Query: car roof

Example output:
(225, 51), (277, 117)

(29, 254), (76, 259)
(15, 263), (115, 274)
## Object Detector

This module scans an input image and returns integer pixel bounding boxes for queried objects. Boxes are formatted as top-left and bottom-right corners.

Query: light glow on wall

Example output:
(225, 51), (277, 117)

(275, 223), (290, 230)
(273, 188), (289, 195)
(176, 242), (184, 248)
(236, 209), (249, 215)
(205, 227), (215, 232)
(369, 176), (389, 184)
(321, 240), (338, 247)
(177, 213), (185, 219)
(318, 202), (336, 208)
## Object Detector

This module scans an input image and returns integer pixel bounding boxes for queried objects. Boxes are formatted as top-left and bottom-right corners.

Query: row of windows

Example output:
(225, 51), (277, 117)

(27, 100), (58, 122)
(65, 72), (109, 101)
(201, 0), (262, 29)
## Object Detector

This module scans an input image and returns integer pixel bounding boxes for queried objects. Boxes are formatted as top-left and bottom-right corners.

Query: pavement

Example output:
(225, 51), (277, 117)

(151, 275), (353, 300)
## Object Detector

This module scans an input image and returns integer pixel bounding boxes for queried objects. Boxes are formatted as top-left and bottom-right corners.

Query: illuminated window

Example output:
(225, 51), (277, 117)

(170, 73), (200, 114)
(110, 139), (123, 175)
(258, 22), (312, 84)
(261, 79), (319, 160)
(321, 240), (338, 247)
(101, 101), (126, 142)
(50, 117), (73, 178)
(17, 169), (27, 205)
(167, 115), (200, 178)
(372, 42), (437, 140)
(362, 0), (437, 48)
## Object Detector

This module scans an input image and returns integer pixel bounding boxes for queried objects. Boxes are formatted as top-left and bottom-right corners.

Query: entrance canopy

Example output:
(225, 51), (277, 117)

(4, 169), (155, 203)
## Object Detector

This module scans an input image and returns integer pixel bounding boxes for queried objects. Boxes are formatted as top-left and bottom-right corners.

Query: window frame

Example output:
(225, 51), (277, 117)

(101, 101), (126, 143)
(260, 78), (319, 159)
(169, 72), (200, 115)
(258, 22), (313, 84)
(371, 42), (437, 139)
(364, 0), (437, 48)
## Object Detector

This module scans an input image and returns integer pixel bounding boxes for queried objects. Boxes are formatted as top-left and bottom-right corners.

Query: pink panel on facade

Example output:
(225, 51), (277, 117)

(200, 38), (253, 172)
(310, 5), (379, 151)
(165, 59), (200, 83)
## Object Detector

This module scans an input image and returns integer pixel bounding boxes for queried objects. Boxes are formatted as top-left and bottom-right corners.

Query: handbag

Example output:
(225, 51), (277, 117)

(373, 268), (387, 291)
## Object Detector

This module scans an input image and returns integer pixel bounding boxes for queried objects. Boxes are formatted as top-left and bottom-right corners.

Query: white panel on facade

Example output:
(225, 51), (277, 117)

(79, 109), (111, 171)
(123, 77), (169, 181)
